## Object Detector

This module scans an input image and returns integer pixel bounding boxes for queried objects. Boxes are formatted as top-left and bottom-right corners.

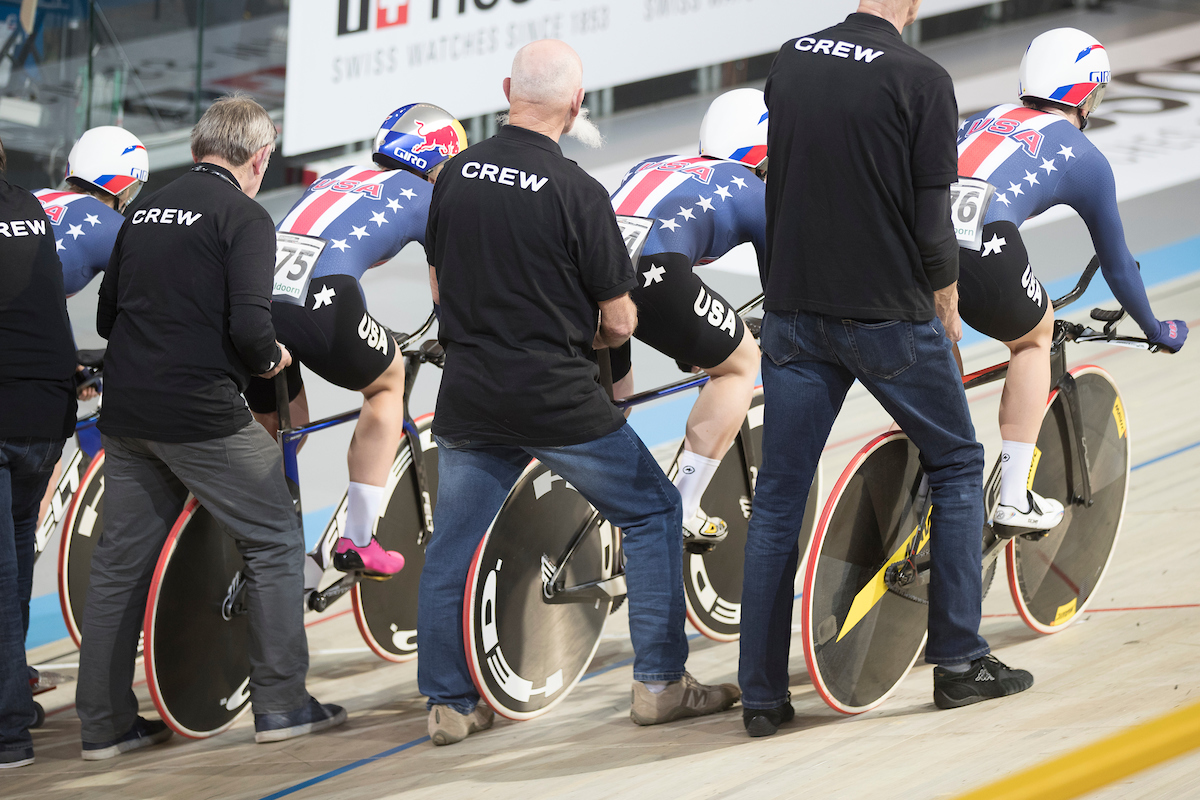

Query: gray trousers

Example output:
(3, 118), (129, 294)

(76, 422), (309, 742)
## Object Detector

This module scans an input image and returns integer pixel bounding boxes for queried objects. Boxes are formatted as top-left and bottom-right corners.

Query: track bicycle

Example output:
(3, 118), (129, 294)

(801, 256), (1159, 714)
(140, 314), (444, 738)
(462, 295), (823, 721)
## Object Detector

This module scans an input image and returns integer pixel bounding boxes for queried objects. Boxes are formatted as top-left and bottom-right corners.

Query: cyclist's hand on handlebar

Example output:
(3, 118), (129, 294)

(257, 342), (292, 379)
(933, 283), (963, 343)
(75, 365), (99, 401)
(1148, 319), (1188, 353)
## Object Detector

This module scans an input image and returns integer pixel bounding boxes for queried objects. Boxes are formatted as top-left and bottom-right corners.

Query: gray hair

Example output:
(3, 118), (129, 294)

(191, 94), (277, 166)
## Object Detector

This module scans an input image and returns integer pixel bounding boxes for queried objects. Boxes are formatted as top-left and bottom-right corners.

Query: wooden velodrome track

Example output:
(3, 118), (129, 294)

(12, 275), (1200, 798)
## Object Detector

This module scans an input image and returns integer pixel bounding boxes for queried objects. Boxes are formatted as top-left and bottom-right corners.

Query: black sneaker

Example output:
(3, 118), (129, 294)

(81, 717), (172, 761)
(0, 747), (35, 769)
(743, 696), (795, 738)
(933, 655), (1033, 709)
(254, 697), (347, 743)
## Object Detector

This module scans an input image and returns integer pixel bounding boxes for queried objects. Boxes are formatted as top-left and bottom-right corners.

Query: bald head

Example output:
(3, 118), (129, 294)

(503, 40), (586, 142)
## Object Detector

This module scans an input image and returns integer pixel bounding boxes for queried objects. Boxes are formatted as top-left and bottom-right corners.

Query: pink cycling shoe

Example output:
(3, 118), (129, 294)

(332, 537), (405, 576)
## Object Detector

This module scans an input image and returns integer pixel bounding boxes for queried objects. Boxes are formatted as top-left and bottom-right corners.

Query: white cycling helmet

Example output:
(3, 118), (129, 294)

(1019, 28), (1111, 122)
(66, 126), (149, 205)
(699, 88), (768, 171)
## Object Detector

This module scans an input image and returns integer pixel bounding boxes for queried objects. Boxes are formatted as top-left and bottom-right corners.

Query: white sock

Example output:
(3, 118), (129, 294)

(999, 440), (1036, 512)
(344, 481), (385, 547)
(642, 681), (668, 694)
(675, 450), (722, 521)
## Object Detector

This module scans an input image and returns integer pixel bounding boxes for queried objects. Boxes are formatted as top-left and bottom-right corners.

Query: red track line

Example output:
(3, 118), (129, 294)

(983, 601), (1200, 619)
(305, 608), (353, 628)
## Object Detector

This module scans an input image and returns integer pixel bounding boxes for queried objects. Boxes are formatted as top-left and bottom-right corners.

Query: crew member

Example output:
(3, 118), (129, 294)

(245, 103), (467, 577)
(76, 95), (345, 760)
(0, 136), (77, 770)
(956, 27), (1187, 535)
(609, 88), (765, 545)
(418, 39), (740, 746)
(740, 0), (1034, 737)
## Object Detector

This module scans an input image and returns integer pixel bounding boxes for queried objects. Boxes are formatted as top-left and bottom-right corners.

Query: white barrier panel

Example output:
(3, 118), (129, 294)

(283, 0), (871, 155)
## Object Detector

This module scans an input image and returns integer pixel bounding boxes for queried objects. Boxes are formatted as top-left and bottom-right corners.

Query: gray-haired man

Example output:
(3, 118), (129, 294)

(76, 96), (345, 759)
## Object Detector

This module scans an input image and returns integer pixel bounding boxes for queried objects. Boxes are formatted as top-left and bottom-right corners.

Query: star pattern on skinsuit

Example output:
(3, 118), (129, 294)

(55, 239), (65, 252)
(982, 234), (1007, 257)
(1008, 181), (1024, 197)
(1039, 158), (1058, 175)
(677, 206), (695, 221)
(730, 176), (747, 189)
(696, 195), (714, 212)
(330, 238), (350, 252)
(312, 284), (336, 309)
(659, 218), (680, 232)
(1023, 170), (1040, 187)
(715, 185), (732, 201)
(995, 192), (1010, 207)
(399, 188), (417, 199)
(370, 210), (389, 227)
(67, 223), (85, 239)
(84, 213), (101, 226)
(350, 225), (370, 240)
(386, 197), (402, 212)
(1058, 145), (1075, 161)
(642, 263), (665, 287)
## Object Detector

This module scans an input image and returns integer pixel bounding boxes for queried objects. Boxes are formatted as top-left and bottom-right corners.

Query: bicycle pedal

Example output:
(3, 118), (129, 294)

(359, 572), (394, 582)
(684, 541), (717, 555)
(1020, 530), (1051, 542)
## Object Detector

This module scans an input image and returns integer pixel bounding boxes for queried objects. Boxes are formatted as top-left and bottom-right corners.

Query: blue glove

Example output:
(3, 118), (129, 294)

(1148, 319), (1188, 353)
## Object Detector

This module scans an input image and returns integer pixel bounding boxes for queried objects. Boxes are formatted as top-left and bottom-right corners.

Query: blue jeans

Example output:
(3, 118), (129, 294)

(417, 423), (687, 713)
(0, 437), (65, 754)
(739, 311), (987, 710)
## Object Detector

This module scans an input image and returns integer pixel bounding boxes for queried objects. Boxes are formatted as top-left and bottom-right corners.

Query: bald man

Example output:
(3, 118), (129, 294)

(418, 40), (740, 745)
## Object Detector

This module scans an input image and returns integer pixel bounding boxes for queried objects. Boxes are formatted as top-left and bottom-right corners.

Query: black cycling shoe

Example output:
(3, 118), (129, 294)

(743, 697), (794, 738)
(255, 697), (347, 743)
(933, 654), (1033, 710)
(81, 717), (172, 761)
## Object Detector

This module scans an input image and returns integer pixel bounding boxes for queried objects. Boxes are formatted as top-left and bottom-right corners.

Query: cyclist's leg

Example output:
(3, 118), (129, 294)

(739, 311), (850, 710)
(36, 458), (63, 530)
(417, 438), (526, 713)
(76, 435), (188, 744)
(610, 341), (634, 414)
(246, 363), (308, 443)
(829, 316), (989, 668)
(148, 423), (310, 716)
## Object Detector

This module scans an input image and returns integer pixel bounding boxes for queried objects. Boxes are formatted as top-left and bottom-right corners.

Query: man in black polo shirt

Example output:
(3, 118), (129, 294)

(418, 39), (740, 745)
(76, 97), (345, 760)
(0, 138), (77, 769)
(739, 1), (1033, 736)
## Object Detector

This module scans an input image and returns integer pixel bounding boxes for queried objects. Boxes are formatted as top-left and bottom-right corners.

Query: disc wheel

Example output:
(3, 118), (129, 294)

(57, 449), (103, 648)
(802, 432), (930, 714)
(145, 499), (251, 738)
(1006, 366), (1129, 634)
(679, 389), (822, 642)
(464, 460), (615, 720)
(351, 415), (439, 662)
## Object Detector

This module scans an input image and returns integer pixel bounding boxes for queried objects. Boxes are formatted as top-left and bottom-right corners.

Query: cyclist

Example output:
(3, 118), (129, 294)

(955, 27), (1188, 537)
(608, 88), (765, 545)
(245, 103), (467, 576)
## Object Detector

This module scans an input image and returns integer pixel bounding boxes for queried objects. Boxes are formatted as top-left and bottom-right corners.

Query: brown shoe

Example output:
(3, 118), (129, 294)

(428, 702), (494, 746)
(630, 672), (740, 726)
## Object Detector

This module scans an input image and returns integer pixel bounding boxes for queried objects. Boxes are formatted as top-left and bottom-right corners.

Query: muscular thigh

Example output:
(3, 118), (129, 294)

(957, 221), (1049, 343)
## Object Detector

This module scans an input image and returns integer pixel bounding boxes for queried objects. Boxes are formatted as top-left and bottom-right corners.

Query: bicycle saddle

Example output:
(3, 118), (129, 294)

(76, 349), (105, 369)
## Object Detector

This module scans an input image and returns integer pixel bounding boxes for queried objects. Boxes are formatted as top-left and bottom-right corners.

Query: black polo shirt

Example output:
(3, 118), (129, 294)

(97, 164), (281, 442)
(0, 179), (77, 440)
(764, 12), (960, 320)
(427, 125), (635, 446)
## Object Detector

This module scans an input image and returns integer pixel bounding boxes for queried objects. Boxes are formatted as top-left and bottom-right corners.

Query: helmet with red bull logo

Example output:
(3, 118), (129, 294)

(1019, 28), (1110, 124)
(699, 89), (768, 175)
(66, 126), (150, 208)
(373, 103), (468, 179)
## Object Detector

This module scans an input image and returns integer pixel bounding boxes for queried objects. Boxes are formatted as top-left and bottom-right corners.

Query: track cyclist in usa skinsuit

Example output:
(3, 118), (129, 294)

(608, 89), (765, 546)
(955, 28), (1188, 537)
(245, 103), (467, 576)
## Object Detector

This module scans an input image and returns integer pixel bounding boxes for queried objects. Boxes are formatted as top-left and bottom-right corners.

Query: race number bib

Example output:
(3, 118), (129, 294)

(615, 215), (654, 263)
(273, 232), (327, 305)
(950, 178), (996, 252)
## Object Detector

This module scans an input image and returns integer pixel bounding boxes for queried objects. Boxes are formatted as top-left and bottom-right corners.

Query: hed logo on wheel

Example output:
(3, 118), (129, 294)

(339, 0), (409, 35)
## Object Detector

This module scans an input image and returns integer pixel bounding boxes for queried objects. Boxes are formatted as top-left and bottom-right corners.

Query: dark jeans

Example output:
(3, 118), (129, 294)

(417, 423), (688, 714)
(0, 437), (64, 754)
(739, 310), (987, 710)
(76, 422), (310, 742)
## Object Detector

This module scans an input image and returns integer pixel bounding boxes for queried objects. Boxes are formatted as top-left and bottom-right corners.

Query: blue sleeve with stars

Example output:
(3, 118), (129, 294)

(55, 197), (124, 296)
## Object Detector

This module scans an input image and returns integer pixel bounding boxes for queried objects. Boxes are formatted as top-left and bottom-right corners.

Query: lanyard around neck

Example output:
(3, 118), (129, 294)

(190, 164), (240, 191)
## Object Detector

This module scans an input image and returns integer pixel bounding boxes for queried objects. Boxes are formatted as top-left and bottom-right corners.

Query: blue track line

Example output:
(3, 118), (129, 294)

(1132, 439), (1200, 471)
(257, 736), (430, 800)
